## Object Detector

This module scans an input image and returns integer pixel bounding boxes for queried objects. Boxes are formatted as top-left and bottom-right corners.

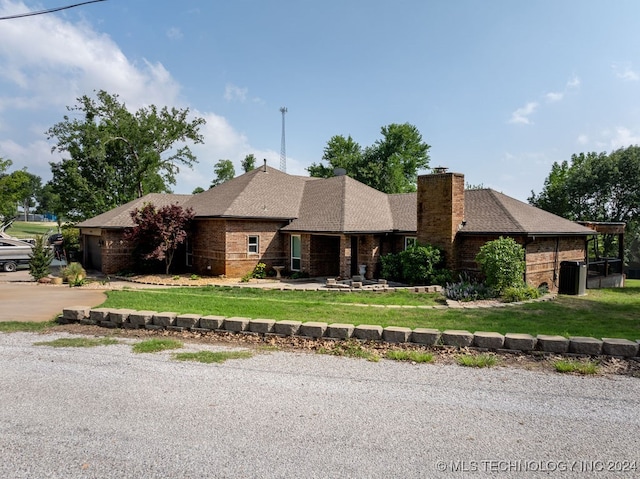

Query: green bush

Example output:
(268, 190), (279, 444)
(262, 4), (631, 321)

(61, 225), (80, 259)
(501, 285), (540, 303)
(380, 253), (402, 281)
(381, 244), (449, 285)
(28, 234), (53, 281)
(475, 237), (525, 292)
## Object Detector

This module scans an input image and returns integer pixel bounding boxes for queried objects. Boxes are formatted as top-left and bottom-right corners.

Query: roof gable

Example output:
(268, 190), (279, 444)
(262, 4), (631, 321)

(185, 166), (314, 219)
(461, 189), (595, 235)
(282, 175), (395, 233)
(76, 193), (191, 229)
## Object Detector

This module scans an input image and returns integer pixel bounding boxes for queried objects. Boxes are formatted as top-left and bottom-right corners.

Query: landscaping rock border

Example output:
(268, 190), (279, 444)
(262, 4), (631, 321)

(59, 306), (640, 359)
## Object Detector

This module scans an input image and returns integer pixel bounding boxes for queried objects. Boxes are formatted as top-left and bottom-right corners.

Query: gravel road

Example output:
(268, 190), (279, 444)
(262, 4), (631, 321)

(1, 332), (639, 479)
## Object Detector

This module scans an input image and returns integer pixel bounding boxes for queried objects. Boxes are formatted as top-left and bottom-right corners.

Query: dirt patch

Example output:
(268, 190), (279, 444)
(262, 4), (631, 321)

(45, 323), (640, 378)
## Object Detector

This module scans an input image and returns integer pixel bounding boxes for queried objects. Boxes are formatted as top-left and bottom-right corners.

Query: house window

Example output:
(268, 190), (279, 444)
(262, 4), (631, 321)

(291, 235), (301, 271)
(248, 236), (259, 254)
(405, 237), (417, 250)
(185, 238), (193, 267)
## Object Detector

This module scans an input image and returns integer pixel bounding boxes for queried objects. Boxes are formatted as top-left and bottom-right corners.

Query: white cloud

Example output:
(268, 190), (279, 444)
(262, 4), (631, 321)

(612, 62), (639, 81)
(508, 102), (538, 125)
(609, 127), (640, 149)
(577, 134), (589, 145)
(545, 91), (563, 103)
(567, 75), (581, 89)
(167, 27), (183, 40)
(224, 83), (248, 103)
(0, 0), (268, 193)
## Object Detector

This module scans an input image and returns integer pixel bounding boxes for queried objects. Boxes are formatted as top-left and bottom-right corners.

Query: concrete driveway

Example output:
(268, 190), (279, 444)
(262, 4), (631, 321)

(0, 267), (107, 322)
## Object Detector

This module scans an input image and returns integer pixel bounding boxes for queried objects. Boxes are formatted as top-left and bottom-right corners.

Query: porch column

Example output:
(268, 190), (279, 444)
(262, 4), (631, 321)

(339, 234), (351, 278)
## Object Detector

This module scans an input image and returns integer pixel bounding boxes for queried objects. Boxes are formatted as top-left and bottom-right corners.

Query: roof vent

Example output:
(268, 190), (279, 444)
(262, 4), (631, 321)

(263, 159), (267, 172)
(334, 168), (347, 176)
(432, 166), (448, 174)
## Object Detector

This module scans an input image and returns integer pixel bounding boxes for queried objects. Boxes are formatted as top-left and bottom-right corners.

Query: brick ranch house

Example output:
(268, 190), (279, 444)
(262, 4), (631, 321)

(77, 166), (597, 292)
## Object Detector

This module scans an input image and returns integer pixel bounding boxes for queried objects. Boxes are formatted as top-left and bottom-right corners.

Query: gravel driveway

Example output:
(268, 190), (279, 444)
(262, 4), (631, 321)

(1, 331), (638, 478)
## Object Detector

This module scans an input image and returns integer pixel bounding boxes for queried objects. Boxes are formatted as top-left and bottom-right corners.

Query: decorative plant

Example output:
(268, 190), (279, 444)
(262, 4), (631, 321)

(61, 262), (87, 286)
(475, 237), (526, 292)
(28, 234), (53, 281)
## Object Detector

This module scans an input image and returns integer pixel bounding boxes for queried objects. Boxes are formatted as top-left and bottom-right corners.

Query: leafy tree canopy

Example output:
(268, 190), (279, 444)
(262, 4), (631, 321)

(241, 154), (257, 173)
(46, 90), (206, 221)
(0, 158), (42, 222)
(124, 203), (194, 275)
(529, 145), (640, 259)
(210, 159), (235, 188)
(307, 123), (431, 193)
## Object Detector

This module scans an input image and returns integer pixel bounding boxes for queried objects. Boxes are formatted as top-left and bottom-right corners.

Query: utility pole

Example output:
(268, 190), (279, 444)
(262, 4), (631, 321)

(279, 107), (287, 172)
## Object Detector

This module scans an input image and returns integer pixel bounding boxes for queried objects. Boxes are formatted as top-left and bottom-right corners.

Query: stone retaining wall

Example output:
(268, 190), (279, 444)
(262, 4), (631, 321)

(59, 306), (640, 359)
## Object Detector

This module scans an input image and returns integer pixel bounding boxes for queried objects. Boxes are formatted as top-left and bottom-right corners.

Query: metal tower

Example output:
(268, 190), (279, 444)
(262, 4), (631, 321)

(279, 107), (287, 172)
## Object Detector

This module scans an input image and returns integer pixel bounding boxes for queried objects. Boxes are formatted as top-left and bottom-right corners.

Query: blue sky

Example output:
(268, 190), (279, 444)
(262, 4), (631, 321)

(1, 0), (640, 201)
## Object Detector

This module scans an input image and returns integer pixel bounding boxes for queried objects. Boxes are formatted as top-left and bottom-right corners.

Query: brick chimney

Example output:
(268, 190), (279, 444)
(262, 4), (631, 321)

(416, 170), (465, 269)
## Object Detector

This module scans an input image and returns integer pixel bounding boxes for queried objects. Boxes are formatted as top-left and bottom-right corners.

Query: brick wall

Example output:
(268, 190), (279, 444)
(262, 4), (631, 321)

(193, 218), (288, 277)
(457, 234), (587, 292)
(100, 229), (135, 274)
(309, 235), (340, 277)
(525, 237), (586, 291)
(192, 219), (227, 275)
(417, 172), (465, 269)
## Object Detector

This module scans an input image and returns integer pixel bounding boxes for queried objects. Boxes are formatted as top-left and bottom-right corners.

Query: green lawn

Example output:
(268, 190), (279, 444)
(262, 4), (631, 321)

(99, 281), (640, 340)
(4, 221), (57, 238)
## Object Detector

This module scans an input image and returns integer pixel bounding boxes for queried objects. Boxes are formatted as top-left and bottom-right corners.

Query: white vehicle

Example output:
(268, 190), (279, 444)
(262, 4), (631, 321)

(0, 237), (34, 272)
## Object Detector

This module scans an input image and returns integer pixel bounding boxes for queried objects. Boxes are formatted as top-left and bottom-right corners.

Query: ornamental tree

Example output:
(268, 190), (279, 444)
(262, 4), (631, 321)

(124, 203), (194, 275)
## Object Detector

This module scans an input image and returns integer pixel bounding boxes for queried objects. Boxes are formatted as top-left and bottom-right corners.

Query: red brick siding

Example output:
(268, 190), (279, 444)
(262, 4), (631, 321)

(193, 219), (288, 277)
(100, 229), (135, 274)
(525, 237), (586, 291)
(309, 235), (340, 277)
(456, 235), (586, 292)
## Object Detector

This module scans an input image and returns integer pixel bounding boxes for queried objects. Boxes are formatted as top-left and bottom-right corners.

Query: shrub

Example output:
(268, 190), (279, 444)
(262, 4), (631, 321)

(381, 244), (450, 285)
(445, 273), (496, 302)
(501, 285), (540, 303)
(380, 253), (402, 281)
(61, 262), (86, 285)
(253, 262), (266, 279)
(475, 237), (525, 292)
(28, 234), (53, 281)
(61, 225), (80, 260)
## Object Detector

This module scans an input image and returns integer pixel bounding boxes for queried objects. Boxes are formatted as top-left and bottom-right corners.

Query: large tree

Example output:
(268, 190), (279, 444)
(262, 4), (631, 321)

(46, 90), (206, 220)
(0, 158), (42, 222)
(307, 123), (430, 193)
(529, 146), (640, 259)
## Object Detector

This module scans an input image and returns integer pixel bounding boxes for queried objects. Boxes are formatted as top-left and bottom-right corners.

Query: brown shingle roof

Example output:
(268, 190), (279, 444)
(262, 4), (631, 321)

(461, 189), (595, 236)
(185, 166), (315, 219)
(76, 193), (191, 229)
(282, 175), (396, 233)
(388, 193), (416, 232)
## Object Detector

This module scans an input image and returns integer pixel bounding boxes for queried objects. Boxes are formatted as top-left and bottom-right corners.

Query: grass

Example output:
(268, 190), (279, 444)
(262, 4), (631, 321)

(554, 358), (600, 375)
(0, 321), (56, 333)
(4, 220), (56, 239)
(457, 353), (499, 368)
(132, 338), (183, 353)
(318, 340), (380, 362)
(34, 337), (119, 348)
(173, 350), (253, 363)
(99, 280), (640, 340)
(385, 349), (434, 363)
